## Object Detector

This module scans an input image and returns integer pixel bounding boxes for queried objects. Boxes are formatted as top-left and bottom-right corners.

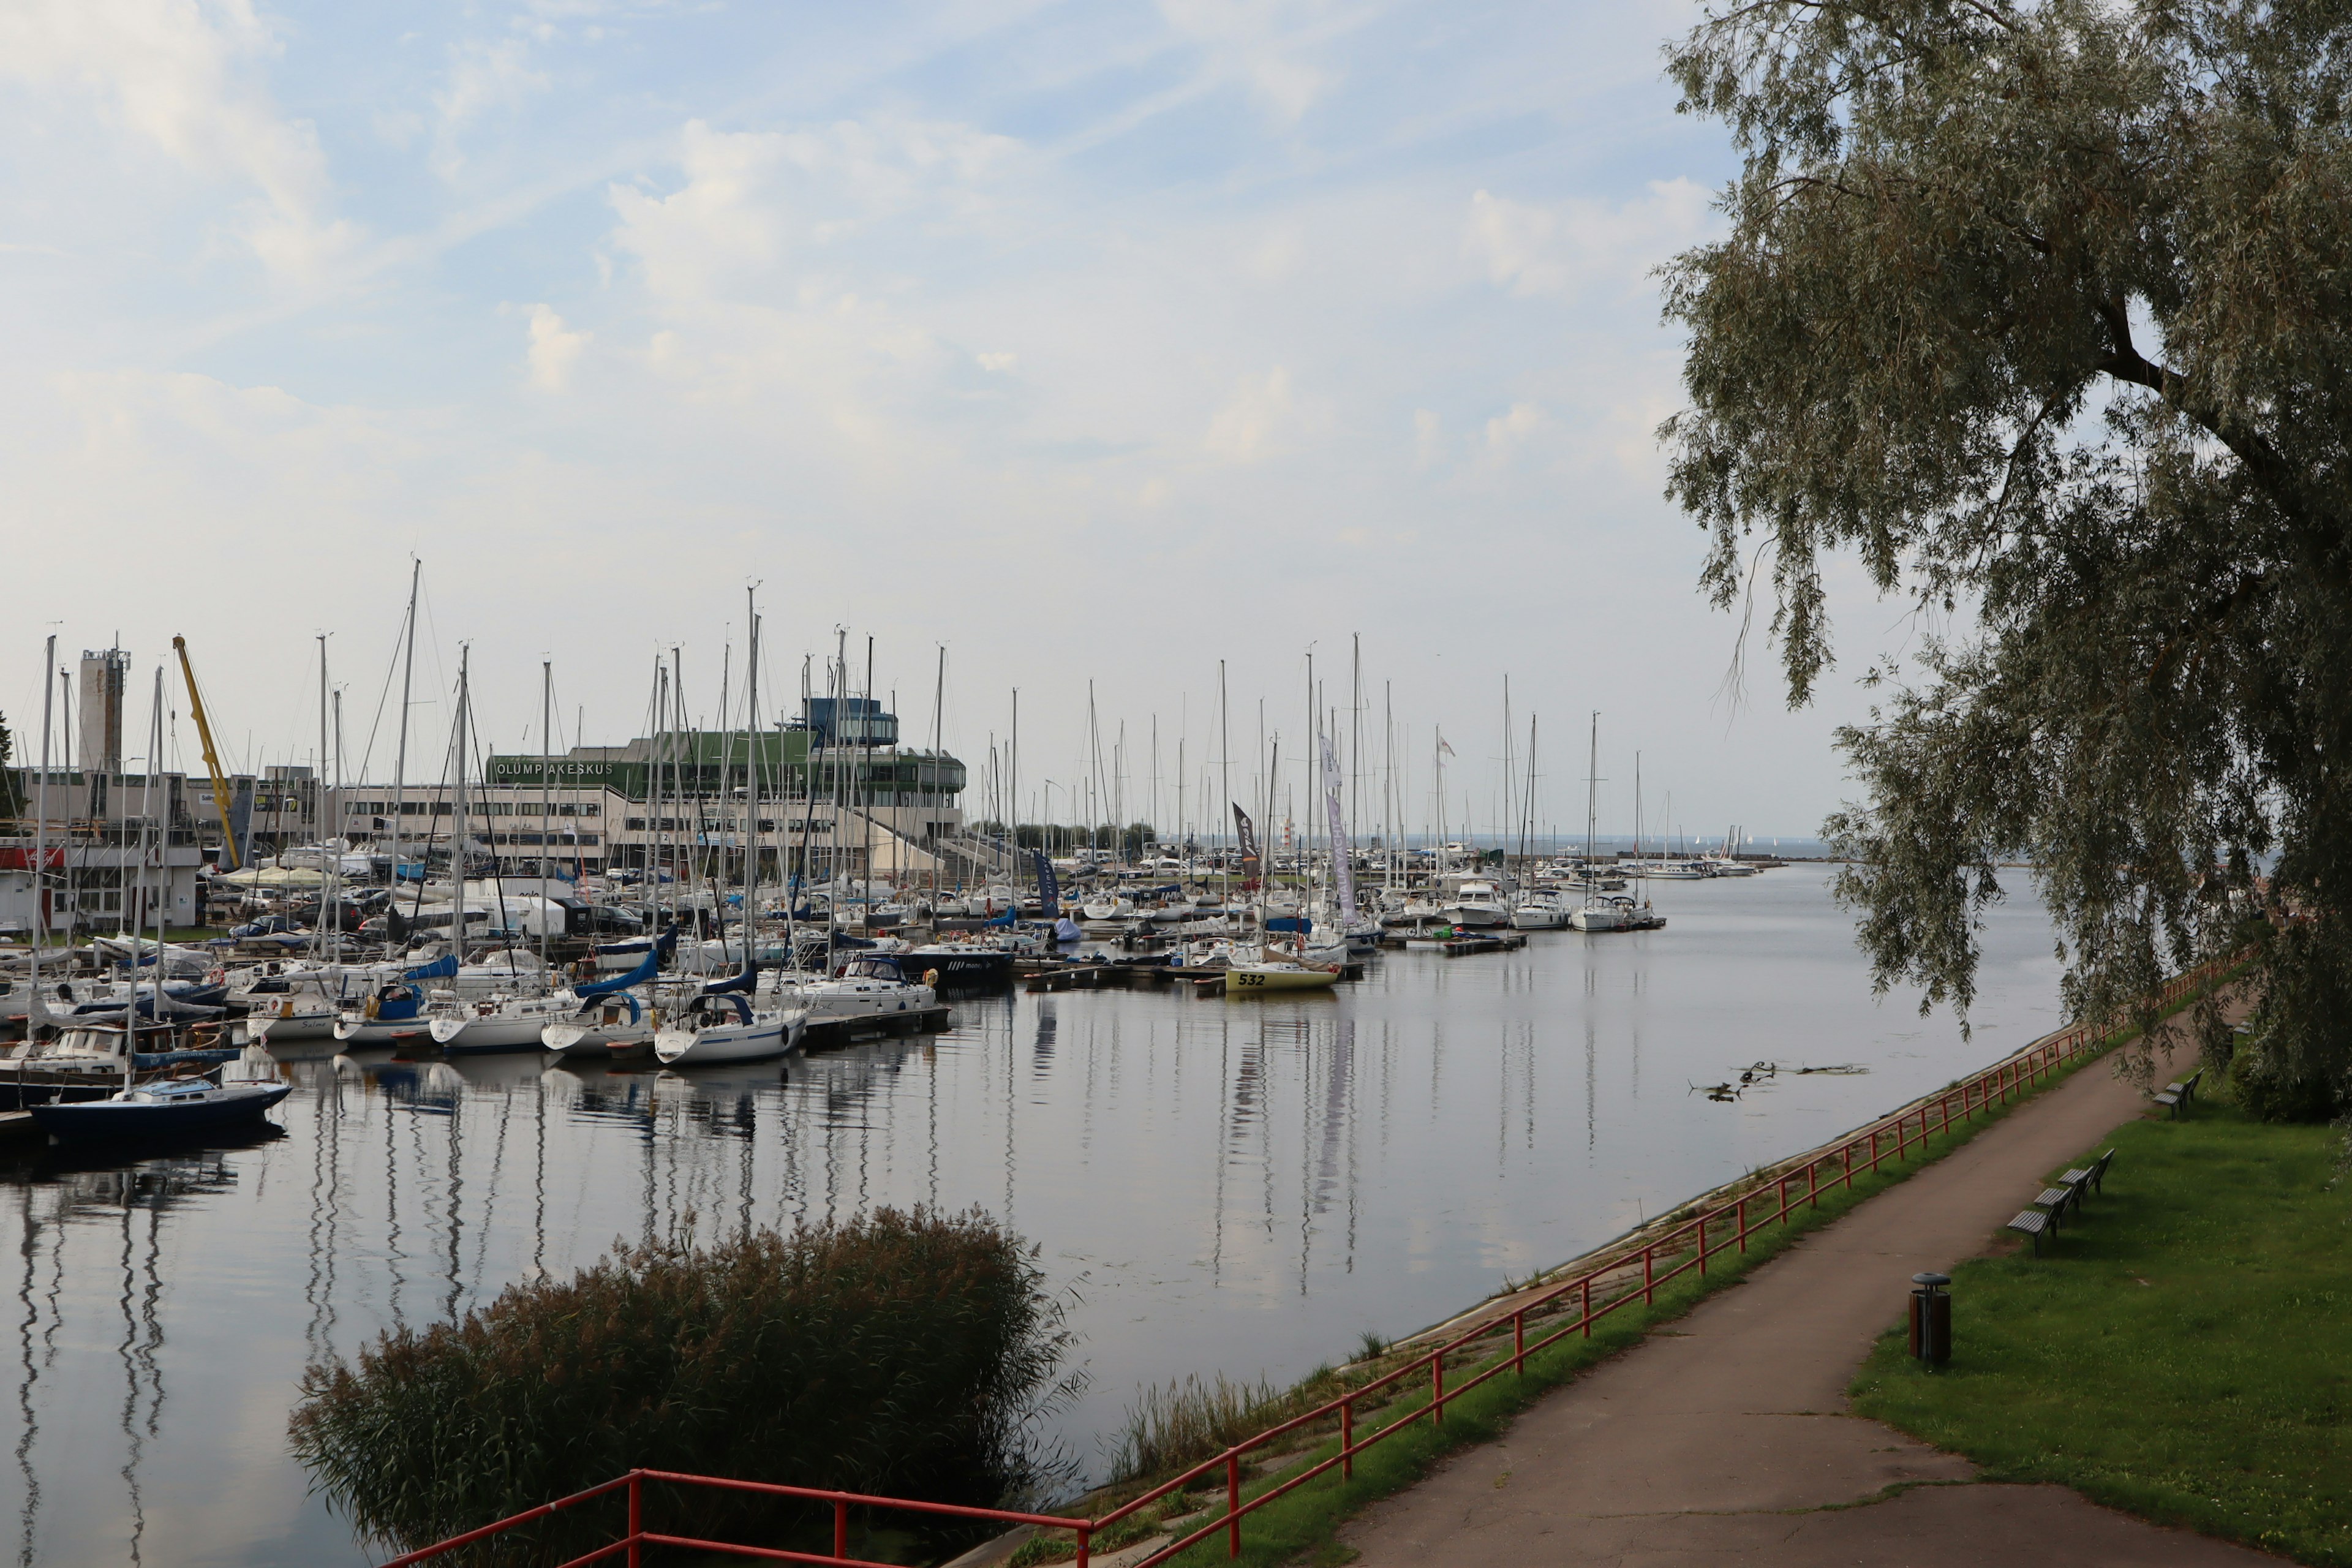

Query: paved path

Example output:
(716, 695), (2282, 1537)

(1340, 1005), (2278, 1566)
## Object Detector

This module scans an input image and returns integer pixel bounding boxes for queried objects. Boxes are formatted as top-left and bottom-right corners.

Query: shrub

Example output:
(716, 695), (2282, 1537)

(290, 1207), (1076, 1564)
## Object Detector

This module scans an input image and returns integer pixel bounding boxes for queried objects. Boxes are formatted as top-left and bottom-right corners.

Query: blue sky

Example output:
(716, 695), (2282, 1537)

(0, 0), (1907, 843)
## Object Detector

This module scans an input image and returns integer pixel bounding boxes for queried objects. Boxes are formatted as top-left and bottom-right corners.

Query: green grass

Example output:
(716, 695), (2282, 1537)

(1009, 1000), (2198, 1568)
(1852, 1098), (2352, 1566)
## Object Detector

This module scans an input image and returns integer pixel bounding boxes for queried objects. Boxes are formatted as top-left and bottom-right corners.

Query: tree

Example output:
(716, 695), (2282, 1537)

(1660, 0), (2352, 1116)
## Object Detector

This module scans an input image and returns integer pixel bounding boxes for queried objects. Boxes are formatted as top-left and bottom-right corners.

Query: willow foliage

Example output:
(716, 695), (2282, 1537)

(1660, 0), (2352, 1115)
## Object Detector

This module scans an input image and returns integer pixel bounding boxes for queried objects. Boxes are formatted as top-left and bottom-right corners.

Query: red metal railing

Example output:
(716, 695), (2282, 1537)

(378, 1471), (1097, 1568)
(385, 957), (2237, 1568)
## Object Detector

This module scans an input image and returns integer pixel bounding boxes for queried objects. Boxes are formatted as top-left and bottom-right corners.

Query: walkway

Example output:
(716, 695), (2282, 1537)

(1340, 1003), (2278, 1566)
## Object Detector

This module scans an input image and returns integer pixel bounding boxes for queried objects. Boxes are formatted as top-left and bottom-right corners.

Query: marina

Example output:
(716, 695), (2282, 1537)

(0, 865), (2064, 1566)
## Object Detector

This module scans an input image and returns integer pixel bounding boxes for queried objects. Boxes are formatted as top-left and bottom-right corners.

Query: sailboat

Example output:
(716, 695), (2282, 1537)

(540, 927), (680, 1061)
(31, 1066), (292, 1141)
(1569, 714), (1622, 933)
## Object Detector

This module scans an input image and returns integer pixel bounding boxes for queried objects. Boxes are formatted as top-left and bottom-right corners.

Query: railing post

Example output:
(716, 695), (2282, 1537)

(1076, 1525), (1091, 1568)
(1341, 1397), (1354, 1479)
(1227, 1452), (1242, 1558)
(1643, 1245), (1654, 1303)
(835, 1498), (849, 1562)
(628, 1472), (643, 1568)
(1809, 1158), (1820, 1207)
(1697, 1216), (1708, 1275)
(1513, 1310), (1525, 1374)
(1582, 1275), (1593, 1336)
(1431, 1353), (1444, 1423)
(1869, 1129), (1880, 1172)
(1737, 1196), (1748, 1253)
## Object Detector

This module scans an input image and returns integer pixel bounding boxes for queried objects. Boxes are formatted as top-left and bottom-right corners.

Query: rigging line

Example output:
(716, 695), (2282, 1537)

(355, 572), (416, 787)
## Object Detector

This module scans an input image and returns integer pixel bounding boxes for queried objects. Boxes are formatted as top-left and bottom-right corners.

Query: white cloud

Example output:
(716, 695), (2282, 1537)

(1412, 408), (1442, 470)
(0, 0), (356, 277)
(524, 304), (590, 390)
(976, 352), (1019, 372)
(432, 37), (550, 177)
(1204, 367), (1308, 462)
(605, 116), (1020, 308)
(1485, 400), (1543, 452)
(1158, 0), (1337, 122)
(1465, 179), (1711, 299)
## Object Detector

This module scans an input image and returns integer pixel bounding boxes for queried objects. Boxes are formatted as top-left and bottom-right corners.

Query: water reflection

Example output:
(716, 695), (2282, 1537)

(0, 869), (2064, 1566)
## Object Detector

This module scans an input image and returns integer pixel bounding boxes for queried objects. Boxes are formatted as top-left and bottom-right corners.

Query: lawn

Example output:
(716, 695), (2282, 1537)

(1852, 1097), (2352, 1565)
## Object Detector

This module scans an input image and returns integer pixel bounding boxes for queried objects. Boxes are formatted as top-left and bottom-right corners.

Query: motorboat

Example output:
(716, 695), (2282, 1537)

(0, 1019), (242, 1110)
(1441, 880), (1511, 929)
(1569, 902), (1623, 932)
(1510, 892), (1570, 930)
(890, 943), (1014, 990)
(31, 1069), (292, 1141)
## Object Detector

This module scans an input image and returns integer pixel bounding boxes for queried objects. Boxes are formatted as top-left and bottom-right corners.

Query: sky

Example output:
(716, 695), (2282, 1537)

(0, 0), (1922, 845)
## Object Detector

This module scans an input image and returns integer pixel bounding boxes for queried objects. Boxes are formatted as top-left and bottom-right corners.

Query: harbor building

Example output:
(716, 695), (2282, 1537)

(333, 696), (994, 883)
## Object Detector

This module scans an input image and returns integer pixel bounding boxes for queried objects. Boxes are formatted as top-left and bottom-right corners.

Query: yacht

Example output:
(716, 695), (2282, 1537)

(1441, 880), (1511, 929)
(1509, 891), (1570, 930)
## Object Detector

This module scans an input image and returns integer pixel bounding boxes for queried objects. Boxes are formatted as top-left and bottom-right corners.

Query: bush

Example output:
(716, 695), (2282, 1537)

(290, 1207), (1076, 1564)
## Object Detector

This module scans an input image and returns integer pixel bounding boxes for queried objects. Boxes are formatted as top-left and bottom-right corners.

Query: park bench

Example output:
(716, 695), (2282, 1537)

(2059, 1148), (2116, 1204)
(2153, 1068), (2204, 1118)
(2005, 1206), (2055, 1256)
(2007, 1150), (2119, 1257)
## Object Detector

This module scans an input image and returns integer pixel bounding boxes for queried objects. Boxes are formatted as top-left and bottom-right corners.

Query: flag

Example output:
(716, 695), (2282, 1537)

(1437, 733), (1455, 758)
(1032, 849), (1060, 918)
(1232, 803), (1261, 882)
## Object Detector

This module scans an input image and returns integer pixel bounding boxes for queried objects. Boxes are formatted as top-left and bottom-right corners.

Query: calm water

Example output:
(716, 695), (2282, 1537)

(0, 865), (2064, 1565)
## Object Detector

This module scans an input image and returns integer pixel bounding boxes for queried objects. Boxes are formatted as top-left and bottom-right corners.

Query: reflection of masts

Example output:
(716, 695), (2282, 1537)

(116, 1193), (167, 1568)
(16, 1188), (45, 1568)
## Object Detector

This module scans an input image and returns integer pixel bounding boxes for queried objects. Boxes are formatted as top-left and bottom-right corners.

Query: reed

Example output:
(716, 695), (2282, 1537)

(1108, 1367), (1343, 1483)
(288, 1207), (1075, 1565)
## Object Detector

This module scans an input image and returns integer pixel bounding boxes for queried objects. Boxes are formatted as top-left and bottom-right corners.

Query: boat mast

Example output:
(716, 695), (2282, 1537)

(389, 559), (420, 921)
(932, 644), (945, 903)
(745, 587), (761, 973)
(1217, 660), (1231, 910)
(317, 634), (330, 964)
(28, 635), (51, 1034)
(1583, 712), (1600, 907)
(1008, 687), (1019, 900)
(540, 660), (553, 978)
(331, 687), (345, 968)
(145, 666), (167, 979)
(453, 645), (470, 960)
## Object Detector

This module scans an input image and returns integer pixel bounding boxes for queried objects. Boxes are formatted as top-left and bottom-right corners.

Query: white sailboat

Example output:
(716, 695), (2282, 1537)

(1569, 714), (1622, 933)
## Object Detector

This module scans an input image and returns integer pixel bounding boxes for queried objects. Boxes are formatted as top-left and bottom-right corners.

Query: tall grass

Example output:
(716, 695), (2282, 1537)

(1109, 1368), (1343, 1483)
(289, 1208), (1077, 1565)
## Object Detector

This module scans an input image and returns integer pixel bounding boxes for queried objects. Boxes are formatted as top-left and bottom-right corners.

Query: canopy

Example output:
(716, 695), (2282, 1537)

(214, 866), (326, 889)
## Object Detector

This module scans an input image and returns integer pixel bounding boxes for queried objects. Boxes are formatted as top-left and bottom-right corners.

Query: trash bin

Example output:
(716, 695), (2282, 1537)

(1909, 1272), (1951, 1367)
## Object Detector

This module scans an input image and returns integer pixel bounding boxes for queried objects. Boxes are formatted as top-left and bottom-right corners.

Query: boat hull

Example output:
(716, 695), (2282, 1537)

(32, 1082), (292, 1140)
(1223, 965), (1340, 996)
(654, 1012), (805, 1067)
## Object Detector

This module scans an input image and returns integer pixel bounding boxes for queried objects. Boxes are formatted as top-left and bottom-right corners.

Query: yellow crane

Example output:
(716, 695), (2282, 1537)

(172, 635), (241, 872)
